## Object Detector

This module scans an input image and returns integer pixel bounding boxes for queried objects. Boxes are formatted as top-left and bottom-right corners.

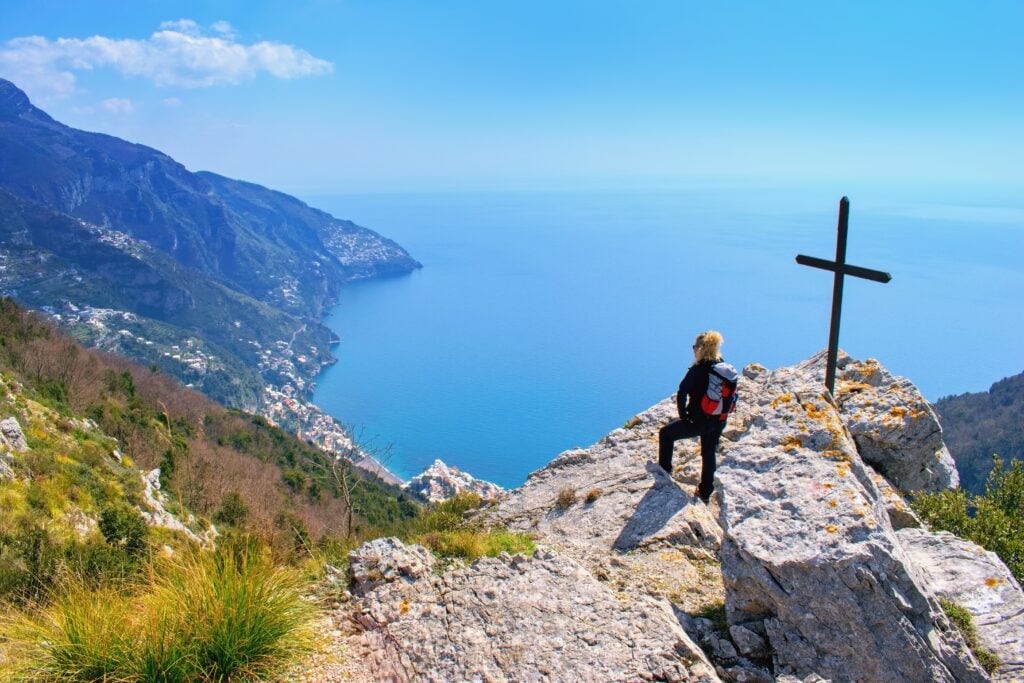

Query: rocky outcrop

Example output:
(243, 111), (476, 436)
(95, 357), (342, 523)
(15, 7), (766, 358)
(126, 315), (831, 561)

(899, 528), (1024, 681)
(140, 469), (217, 548)
(344, 353), (1020, 682)
(813, 352), (960, 492)
(0, 416), (29, 452)
(716, 358), (985, 682)
(349, 538), (719, 682)
(404, 459), (503, 502)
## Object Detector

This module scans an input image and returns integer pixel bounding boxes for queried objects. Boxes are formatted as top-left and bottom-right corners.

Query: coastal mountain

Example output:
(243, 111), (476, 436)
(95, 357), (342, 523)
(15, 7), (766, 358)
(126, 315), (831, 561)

(934, 370), (1024, 494)
(338, 353), (1024, 681)
(0, 78), (419, 413)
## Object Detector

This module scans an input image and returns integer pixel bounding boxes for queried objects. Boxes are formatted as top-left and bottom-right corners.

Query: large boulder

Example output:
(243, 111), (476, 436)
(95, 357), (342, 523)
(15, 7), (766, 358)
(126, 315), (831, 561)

(349, 538), (719, 682)
(716, 359), (987, 682)
(899, 528), (1024, 681)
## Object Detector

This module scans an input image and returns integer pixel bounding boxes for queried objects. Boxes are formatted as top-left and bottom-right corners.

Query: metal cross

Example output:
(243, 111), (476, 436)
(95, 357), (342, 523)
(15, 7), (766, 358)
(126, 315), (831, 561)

(796, 197), (892, 396)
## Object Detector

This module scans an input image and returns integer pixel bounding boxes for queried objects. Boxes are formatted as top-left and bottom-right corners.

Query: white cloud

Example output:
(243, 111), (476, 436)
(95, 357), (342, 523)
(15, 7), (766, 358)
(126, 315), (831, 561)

(101, 97), (134, 114)
(158, 19), (201, 36)
(162, 96), (182, 108)
(211, 21), (237, 39)
(0, 20), (333, 100)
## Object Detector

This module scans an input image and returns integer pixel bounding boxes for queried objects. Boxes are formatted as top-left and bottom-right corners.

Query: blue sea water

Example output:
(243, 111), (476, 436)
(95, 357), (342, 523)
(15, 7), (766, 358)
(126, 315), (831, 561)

(308, 188), (1024, 488)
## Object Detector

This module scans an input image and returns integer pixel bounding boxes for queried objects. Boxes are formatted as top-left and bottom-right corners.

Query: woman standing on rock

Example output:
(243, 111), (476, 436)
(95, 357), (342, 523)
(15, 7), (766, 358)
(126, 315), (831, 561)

(659, 330), (739, 503)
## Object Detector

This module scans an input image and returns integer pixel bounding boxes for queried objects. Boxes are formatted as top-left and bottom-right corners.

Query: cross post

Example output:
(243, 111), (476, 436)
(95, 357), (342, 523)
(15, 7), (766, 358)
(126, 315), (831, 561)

(796, 197), (892, 396)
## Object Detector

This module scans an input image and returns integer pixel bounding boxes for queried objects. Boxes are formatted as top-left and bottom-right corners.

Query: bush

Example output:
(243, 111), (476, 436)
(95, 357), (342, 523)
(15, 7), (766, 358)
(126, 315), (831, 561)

(912, 456), (1024, 583)
(98, 502), (149, 556)
(214, 491), (249, 528)
(584, 488), (602, 504)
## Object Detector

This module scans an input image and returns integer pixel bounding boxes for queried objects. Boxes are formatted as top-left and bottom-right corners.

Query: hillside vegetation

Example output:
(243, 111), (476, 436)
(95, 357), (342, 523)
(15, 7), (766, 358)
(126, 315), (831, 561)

(934, 370), (1024, 494)
(0, 299), (530, 680)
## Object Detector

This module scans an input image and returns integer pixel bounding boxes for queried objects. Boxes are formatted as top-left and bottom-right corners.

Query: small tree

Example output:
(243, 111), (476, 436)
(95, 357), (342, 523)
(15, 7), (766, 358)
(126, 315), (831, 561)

(214, 491), (249, 527)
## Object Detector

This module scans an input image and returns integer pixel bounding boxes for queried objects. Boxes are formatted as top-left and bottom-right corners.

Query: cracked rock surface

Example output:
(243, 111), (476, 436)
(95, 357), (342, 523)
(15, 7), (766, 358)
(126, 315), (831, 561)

(716, 355), (986, 683)
(350, 541), (718, 682)
(900, 528), (1024, 681)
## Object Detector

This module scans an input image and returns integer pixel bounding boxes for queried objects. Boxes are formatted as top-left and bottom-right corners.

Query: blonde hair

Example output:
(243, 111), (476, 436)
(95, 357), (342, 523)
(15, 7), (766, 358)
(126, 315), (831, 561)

(694, 330), (723, 363)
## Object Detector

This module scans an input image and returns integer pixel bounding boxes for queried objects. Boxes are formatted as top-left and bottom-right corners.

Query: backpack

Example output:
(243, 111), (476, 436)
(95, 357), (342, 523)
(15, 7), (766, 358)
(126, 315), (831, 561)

(701, 362), (739, 421)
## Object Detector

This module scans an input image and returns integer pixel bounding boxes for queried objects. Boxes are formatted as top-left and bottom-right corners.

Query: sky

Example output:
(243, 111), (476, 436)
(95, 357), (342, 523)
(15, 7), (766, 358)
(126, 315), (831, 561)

(1, 1), (1022, 197)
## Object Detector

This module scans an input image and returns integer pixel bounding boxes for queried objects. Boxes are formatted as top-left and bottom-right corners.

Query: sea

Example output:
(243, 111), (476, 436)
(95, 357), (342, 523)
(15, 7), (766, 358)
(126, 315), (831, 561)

(306, 187), (1024, 489)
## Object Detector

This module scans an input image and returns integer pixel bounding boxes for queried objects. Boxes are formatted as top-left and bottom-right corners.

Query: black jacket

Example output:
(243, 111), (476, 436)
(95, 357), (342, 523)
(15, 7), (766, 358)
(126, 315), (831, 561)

(676, 360), (717, 423)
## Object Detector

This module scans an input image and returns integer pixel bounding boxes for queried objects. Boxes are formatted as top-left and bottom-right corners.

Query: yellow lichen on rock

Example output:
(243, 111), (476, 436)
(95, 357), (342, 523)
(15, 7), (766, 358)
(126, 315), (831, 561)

(771, 393), (794, 409)
(781, 435), (803, 452)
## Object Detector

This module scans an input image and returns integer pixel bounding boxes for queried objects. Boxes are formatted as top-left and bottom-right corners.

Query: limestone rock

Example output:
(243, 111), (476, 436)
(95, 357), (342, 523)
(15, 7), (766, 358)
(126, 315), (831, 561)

(349, 537), (436, 596)
(350, 538), (719, 682)
(0, 454), (14, 481)
(899, 528), (1024, 681)
(404, 458), (503, 503)
(728, 624), (767, 659)
(716, 358), (986, 683)
(798, 351), (958, 493)
(140, 469), (217, 547)
(0, 416), (29, 451)
(493, 397), (722, 554)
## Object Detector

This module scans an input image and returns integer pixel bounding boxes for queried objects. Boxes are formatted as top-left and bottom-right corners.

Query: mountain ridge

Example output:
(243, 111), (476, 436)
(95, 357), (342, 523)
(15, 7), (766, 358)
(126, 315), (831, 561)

(0, 78), (419, 457)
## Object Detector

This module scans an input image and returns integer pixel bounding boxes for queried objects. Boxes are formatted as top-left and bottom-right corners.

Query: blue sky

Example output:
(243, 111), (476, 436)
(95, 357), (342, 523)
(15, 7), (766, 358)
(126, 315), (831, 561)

(1, 1), (1022, 196)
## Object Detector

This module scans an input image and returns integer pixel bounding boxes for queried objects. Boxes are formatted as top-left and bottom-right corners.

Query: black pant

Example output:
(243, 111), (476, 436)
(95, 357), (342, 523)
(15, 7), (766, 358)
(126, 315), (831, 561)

(658, 418), (725, 499)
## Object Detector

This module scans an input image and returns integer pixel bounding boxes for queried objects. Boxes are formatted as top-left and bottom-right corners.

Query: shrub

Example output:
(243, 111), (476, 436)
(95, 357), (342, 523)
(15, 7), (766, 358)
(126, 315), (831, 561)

(555, 487), (576, 510)
(214, 491), (249, 528)
(98, 502), (149, 556)
(623, 416), (642, 429)
(912, 456), (1024, 583)
(584, 488), (602, 504)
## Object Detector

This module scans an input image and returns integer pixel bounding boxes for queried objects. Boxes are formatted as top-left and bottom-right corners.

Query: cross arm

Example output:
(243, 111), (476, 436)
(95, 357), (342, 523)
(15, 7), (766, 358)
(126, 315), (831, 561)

(795, 254), (892, 283)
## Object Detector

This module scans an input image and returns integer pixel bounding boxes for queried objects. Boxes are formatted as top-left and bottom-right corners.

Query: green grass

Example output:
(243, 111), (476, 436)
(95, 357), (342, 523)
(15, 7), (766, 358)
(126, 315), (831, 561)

(693, 600), (728, 634)
(365, 493), (537, 564)
(417, 529), (535, 561)
(939, 598), (1001, 675)
(1, 536), (314, 682)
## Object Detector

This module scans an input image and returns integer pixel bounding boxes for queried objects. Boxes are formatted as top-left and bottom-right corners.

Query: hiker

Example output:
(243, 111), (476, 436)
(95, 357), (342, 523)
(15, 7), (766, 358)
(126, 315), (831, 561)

(658, 330), (739, 503)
